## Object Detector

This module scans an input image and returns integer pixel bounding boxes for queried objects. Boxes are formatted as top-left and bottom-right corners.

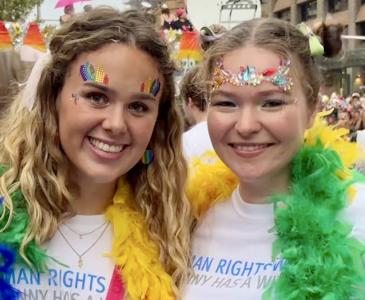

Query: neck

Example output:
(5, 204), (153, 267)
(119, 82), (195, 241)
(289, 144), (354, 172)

(192, 111), (207, 125)
(70, 175), (117, 215)
(238, 171), (290, 204)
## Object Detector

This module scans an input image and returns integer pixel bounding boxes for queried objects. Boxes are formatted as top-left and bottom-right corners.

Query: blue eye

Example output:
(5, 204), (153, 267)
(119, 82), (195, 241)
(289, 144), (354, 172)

(128, 102), (149, 114)
(212, 100), (236, 107)
(261, 99), (287, 109)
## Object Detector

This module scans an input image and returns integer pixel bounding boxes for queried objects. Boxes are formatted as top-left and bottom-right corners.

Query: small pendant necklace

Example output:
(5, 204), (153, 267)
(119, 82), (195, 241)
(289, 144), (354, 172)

(58, 222), (110, 268)
(63, 220), (108, 239)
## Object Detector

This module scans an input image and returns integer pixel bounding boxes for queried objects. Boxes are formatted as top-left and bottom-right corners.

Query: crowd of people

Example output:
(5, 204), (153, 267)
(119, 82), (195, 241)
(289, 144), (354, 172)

(0, 5), (365, 300)
(320, 92), (365, 140)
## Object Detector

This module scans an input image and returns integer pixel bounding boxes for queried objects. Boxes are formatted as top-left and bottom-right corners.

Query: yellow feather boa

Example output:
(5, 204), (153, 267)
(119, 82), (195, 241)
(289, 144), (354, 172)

(186, 112), (362, 217)
(106, 179), (176, 300)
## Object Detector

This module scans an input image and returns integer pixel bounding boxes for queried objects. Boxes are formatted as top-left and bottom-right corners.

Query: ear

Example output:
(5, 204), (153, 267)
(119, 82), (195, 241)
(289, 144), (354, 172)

(306, 100), (318, 129)
(187, 97), (194, 108)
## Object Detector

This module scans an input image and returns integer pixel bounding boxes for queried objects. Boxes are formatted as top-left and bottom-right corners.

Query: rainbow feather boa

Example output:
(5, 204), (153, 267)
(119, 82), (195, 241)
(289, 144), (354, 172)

(187, 112), (365, 299)
(0, 181), (175, 300)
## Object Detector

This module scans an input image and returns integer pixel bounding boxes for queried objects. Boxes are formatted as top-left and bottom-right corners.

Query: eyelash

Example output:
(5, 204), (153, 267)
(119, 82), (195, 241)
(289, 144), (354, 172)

(84, 92), (109, 107)
(261, 99), (288, 109)
(211, 99), (289, 110)
(211, 100), (236, 108)
(81, 92), (151, 114)
(128, 102), (150, 114)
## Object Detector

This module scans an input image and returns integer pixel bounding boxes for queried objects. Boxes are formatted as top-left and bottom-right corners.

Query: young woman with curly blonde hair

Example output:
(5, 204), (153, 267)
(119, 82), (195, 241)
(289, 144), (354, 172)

(0, 7), (192, 300)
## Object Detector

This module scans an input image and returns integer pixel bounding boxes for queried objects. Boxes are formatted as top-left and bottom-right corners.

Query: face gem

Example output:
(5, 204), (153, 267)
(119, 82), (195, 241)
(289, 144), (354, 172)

(212, 60), (293, 92)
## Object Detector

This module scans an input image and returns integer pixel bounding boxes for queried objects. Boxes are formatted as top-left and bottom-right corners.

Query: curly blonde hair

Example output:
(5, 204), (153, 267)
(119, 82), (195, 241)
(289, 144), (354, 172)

(0, 7), (192, 289)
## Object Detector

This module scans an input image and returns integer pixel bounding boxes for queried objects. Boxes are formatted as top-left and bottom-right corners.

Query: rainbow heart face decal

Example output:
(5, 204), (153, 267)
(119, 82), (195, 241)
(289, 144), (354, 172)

(140, 78), (161, 97)
(80, 62), (109, 85)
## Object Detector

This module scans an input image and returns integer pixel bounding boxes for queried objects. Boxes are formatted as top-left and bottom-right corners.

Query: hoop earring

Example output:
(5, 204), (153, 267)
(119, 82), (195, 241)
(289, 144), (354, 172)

(141, 149), (153, 165)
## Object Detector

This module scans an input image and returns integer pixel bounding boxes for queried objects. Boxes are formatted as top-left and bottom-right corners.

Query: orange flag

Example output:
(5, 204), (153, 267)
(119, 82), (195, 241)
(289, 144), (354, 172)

(23, 22), (46, 52)
(0, 21), (13, 49)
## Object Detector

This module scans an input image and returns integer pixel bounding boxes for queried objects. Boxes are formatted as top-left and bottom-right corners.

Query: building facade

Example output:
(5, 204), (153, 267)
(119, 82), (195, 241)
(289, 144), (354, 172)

(262, 0), (365, 95)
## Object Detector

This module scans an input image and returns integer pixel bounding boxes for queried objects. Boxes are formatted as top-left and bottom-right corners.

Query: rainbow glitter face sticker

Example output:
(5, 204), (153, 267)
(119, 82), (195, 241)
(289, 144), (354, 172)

(80, 62), (109, 85)
(212, 60), (293, 92)
(140, 78), (161, 97)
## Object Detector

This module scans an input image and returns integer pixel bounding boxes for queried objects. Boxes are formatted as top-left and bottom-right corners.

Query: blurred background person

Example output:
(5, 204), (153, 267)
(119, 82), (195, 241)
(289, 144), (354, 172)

(83, 4), (93, 13)
(60, 4), (75, 24)
(0, 49), (27, 116)
(180, 66), (213, 161)
(172, 8), (193, 32)
(200, 24), (227, 51)
(160, 4), (176, 30)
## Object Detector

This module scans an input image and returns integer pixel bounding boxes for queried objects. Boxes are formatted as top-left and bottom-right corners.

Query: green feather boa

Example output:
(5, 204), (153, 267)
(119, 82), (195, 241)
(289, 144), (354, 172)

(0, 180), (48, 272)
(263, 142), (365, 299)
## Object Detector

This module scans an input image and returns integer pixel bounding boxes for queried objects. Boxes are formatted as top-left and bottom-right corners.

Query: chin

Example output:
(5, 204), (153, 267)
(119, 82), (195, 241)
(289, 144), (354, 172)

(231, 166), (265, 183)
(82, 168), (122, 185)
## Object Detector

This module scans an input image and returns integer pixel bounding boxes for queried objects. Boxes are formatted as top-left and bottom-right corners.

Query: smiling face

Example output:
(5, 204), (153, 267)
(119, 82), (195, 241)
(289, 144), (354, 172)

(208, 45), (314, 189)
(57, 43), (162, 185)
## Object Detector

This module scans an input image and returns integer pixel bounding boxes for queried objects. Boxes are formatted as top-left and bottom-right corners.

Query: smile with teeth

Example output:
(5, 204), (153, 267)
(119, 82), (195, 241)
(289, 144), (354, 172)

(231, 144), (270, 152)
(88, 137), (125, 153)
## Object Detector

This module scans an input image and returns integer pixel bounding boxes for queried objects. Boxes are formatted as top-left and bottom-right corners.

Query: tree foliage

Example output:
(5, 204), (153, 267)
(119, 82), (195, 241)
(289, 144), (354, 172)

(0, 0), (43, 22)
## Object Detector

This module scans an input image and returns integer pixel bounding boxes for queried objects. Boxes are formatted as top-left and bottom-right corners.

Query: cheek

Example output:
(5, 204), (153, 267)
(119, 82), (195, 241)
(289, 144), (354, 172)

(207, 110), (231, 146)
(132, 114), (159, 145)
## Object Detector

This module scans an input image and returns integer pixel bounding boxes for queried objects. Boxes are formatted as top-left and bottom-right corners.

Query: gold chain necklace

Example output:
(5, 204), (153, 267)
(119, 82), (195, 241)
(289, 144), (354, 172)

(58, 222), (110, 268)
(63, 220), (108, 239)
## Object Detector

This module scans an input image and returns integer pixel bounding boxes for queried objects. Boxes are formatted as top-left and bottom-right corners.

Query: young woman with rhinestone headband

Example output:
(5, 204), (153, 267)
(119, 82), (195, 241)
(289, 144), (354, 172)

(183, 18), (365, 299)
(0, 7), (193, 300)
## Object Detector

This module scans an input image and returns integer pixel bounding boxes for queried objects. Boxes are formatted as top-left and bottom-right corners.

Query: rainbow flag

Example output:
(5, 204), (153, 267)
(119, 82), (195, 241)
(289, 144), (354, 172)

(176, 31), (203, 70)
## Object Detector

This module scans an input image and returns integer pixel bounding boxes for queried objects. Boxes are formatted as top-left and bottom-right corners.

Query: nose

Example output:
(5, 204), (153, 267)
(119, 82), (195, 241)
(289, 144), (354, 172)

(234, 106), (262, 137)
(102, 107), (127, 135)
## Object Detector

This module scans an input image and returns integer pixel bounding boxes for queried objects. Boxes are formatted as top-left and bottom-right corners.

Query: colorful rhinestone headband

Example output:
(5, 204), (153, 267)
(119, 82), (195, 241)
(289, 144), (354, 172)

(80, 62), (109, 85)
(211, 60), (293, 92)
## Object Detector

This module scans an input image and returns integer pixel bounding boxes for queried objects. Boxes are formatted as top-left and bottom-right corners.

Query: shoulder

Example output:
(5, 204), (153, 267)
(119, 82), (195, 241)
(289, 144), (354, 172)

(183, 122), (209, 139)
(183, 123), (213, 160)
(196, 191), (236, 226)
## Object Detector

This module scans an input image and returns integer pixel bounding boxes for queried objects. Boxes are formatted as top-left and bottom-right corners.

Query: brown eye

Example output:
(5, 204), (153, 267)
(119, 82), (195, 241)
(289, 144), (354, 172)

(85, 92), (109, 106)
(128, 102), (149, 114)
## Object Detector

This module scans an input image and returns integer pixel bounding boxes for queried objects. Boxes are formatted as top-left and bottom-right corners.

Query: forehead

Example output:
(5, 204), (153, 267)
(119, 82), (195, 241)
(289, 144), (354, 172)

(68, 43), (161, 85)
(222, 45), (282, 74)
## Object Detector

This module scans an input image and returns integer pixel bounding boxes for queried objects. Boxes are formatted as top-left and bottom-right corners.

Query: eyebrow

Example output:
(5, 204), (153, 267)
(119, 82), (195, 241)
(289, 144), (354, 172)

(83, 82), (157, 101)
(83, 82), (116, 95)
(211, 88), (287, 98)
(131, 92), (158, 102)
(211, 89), (235, 98)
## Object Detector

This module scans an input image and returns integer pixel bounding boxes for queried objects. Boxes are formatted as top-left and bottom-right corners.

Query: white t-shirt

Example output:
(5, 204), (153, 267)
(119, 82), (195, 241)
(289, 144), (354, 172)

(183, 121), (214, 162)
(11, 215), (117, 300)
(183, 185), (365, 299)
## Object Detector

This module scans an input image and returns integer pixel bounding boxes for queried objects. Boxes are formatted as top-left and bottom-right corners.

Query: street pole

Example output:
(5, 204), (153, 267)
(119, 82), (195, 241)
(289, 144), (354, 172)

(36, 3), (41, 22)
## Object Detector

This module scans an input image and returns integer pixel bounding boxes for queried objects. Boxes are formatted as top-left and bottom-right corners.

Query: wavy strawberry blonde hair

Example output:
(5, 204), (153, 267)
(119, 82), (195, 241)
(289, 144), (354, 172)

(0, 7), (192, 289)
